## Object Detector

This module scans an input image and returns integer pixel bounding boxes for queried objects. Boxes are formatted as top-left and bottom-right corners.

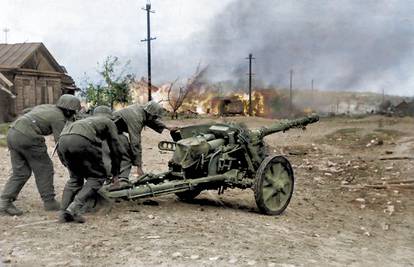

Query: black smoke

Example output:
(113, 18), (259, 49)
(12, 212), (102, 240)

(196, 0), (414, 94)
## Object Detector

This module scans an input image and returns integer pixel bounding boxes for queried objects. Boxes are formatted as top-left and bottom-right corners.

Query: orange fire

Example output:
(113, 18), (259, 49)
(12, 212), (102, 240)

(129, 78), (284, 117)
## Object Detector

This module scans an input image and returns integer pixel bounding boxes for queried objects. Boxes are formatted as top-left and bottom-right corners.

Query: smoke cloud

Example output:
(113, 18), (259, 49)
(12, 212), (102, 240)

(3, 0), (413, 96)
(192, 0), (414, 95)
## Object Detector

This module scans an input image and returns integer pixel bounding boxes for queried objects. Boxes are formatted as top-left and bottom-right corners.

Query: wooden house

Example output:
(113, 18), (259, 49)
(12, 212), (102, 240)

(0, 43), (77, 122)
(395, 100), (414, 117)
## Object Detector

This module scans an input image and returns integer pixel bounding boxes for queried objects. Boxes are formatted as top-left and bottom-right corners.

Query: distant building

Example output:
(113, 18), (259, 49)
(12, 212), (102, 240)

(0, 43), (77, 122)
(210, 96), (244, 116)
(129, 77), (160, 105)
(395, 100), (414, 116)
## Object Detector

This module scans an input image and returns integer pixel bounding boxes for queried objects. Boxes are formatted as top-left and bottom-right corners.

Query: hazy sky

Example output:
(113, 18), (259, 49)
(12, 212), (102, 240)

(1, 0), (414, 96)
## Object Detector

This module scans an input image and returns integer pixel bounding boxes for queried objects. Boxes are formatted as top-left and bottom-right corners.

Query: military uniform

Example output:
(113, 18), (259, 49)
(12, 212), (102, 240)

(0, 95), (80, 216)
(58, 106), (124, 223)
(113, 102), (167, 179)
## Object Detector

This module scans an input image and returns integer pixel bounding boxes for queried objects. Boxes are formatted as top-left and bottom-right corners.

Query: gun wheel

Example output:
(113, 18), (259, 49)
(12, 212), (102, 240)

(254, 155), (294, 215)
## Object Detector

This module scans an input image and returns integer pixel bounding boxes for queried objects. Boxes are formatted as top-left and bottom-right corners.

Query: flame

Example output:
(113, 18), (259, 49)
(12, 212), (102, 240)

(129, 78), (172, 110)
(230, 91), (266, 116)
(129, 78), (284, 117)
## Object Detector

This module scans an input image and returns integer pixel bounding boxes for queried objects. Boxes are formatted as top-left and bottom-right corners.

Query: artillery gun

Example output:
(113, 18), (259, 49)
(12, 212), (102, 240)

(100, 115), (319, 215)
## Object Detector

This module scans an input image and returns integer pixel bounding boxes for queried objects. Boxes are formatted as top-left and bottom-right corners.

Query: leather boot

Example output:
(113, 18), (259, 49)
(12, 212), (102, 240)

(0, 198), (23, 216)
(61, 189), (76, 211)
(58, 210), (74, 223)
(66, 202), (85, 223)
(44, 199), (61, 211)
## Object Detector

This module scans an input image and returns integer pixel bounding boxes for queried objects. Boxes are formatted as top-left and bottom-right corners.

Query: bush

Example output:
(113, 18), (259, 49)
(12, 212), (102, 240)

(0, 123), (9, 147)
(79, 56), (133, 108)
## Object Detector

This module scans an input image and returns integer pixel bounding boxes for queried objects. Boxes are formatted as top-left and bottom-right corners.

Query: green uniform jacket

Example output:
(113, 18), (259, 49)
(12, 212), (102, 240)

(11, 104), (66, 142)
(60, 116), (125, 176)
(113, 104), (166, 167)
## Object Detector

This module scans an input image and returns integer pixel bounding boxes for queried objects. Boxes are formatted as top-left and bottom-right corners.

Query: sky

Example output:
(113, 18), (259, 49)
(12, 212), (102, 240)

(1, 0), (413, 96)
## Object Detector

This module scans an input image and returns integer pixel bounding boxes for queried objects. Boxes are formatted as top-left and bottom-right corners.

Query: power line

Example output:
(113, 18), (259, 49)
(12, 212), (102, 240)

(289, 69), (293, 116)
(3, 28), (10, 44)
(141, 2), (156, 102)
(246, 53), (255, 116)
(311, 79), (314, 108)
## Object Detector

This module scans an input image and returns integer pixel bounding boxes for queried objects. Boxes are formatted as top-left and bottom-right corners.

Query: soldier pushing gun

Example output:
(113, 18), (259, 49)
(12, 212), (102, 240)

(58, 101), (176, 223)
(110, 101), (177, 188)
(0, 94), (81, 216)
(58, 105), (126, 223)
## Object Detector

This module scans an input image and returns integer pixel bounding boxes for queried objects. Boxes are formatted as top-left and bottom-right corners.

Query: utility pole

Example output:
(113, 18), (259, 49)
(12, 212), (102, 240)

(382, 88), (385, 104)
(246, 53), (255, 116)
(336, 98), (339, 113)
(311, 79), (314, 108)
(3, 28), (10, 44)
(289, 70), (293, 116)
(141, 2), (156, 102)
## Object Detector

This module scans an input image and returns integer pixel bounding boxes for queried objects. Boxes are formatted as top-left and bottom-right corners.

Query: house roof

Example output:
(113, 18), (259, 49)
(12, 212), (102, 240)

(0, 42), (65, 73)
(0, 43), (41, 68)
(0, 71), (13, 87)
(0, 72), (16, 97)
(395, 100), (408, 109)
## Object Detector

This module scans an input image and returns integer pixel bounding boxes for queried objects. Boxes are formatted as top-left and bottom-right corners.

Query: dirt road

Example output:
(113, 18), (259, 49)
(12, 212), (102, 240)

(0, 116), (413, 266)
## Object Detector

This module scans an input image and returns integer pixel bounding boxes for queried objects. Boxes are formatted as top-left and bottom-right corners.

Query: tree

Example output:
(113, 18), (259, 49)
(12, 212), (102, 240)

(83, 83), (106, 107)
(166, 65), (208, 119)
(167, 79), (187, 119)
(80, 56), (134, 109)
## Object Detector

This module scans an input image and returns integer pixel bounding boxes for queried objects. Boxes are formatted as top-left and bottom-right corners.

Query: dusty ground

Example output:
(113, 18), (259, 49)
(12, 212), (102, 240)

(0, 115), (413, 267)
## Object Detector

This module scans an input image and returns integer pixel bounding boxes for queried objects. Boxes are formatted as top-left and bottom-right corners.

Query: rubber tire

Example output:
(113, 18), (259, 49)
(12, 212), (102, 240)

(254, 155), (294, 215)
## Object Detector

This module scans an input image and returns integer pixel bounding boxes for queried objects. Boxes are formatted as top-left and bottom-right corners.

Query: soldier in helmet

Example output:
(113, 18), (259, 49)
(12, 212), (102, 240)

(0, 94), (81, 216)
(58, 105), (125, 223)
(112, 101), (177, 182)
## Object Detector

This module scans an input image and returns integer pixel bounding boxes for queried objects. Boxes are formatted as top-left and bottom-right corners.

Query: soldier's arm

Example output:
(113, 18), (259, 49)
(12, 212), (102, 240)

(51, 119), (66, 143)
(145, 118), (167, 133)
(106, 121), (126, 177)
(129, 133), (142, 167)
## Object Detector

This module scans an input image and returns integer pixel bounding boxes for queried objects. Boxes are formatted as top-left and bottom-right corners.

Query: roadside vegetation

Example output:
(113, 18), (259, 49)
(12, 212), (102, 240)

(80, 56), (133, 109)
(0, 123), (9, 147)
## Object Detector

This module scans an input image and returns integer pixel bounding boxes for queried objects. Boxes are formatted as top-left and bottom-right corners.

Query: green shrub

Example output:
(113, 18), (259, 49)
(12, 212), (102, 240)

(0, 123), (9, 147)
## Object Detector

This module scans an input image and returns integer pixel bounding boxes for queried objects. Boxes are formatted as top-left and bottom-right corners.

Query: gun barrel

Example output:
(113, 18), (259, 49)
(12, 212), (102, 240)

(259, 114), (319, 137)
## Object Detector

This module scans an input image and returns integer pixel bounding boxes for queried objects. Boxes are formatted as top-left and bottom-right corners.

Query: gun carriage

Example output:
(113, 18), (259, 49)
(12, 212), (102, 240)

(100, 115), (319, 215)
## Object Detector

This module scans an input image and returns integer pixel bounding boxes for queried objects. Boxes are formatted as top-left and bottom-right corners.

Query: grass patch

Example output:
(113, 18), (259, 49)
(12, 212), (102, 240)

(373, 128), (404, 137)
(325, 128), (361, 140)
(359, 129), (404, 145)
(0, 123), (9, 134)
(323, 127), (404, 149)
(0, 123), (10, 147)
(323, 128), (362, 147)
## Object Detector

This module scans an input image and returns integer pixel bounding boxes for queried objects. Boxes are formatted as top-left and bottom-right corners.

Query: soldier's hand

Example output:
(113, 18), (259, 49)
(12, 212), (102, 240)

(112, 175), (119, 185)
(168, 126), (179, 132)
(136, 167), (144, 177)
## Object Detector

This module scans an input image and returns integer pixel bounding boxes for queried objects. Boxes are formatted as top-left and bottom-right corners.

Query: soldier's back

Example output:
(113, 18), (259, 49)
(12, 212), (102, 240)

(12, 104), (65, 137)
(61, 116), (114, 144)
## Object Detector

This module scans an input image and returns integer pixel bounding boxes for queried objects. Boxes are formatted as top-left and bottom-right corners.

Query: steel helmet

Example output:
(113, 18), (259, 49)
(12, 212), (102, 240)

(93, 105), (112, 118)
(143, 101), (164, 117)
(56, 94), (81, 112)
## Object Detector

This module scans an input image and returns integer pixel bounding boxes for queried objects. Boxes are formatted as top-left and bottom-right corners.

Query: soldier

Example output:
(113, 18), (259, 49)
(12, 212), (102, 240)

(112, 101), (177, 182)
(0, 94), (81, 216)
(58, 105), (125, 223)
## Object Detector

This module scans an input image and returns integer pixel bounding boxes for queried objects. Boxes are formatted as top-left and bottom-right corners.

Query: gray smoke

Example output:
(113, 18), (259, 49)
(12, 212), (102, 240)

(192, 0), (414, 94)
